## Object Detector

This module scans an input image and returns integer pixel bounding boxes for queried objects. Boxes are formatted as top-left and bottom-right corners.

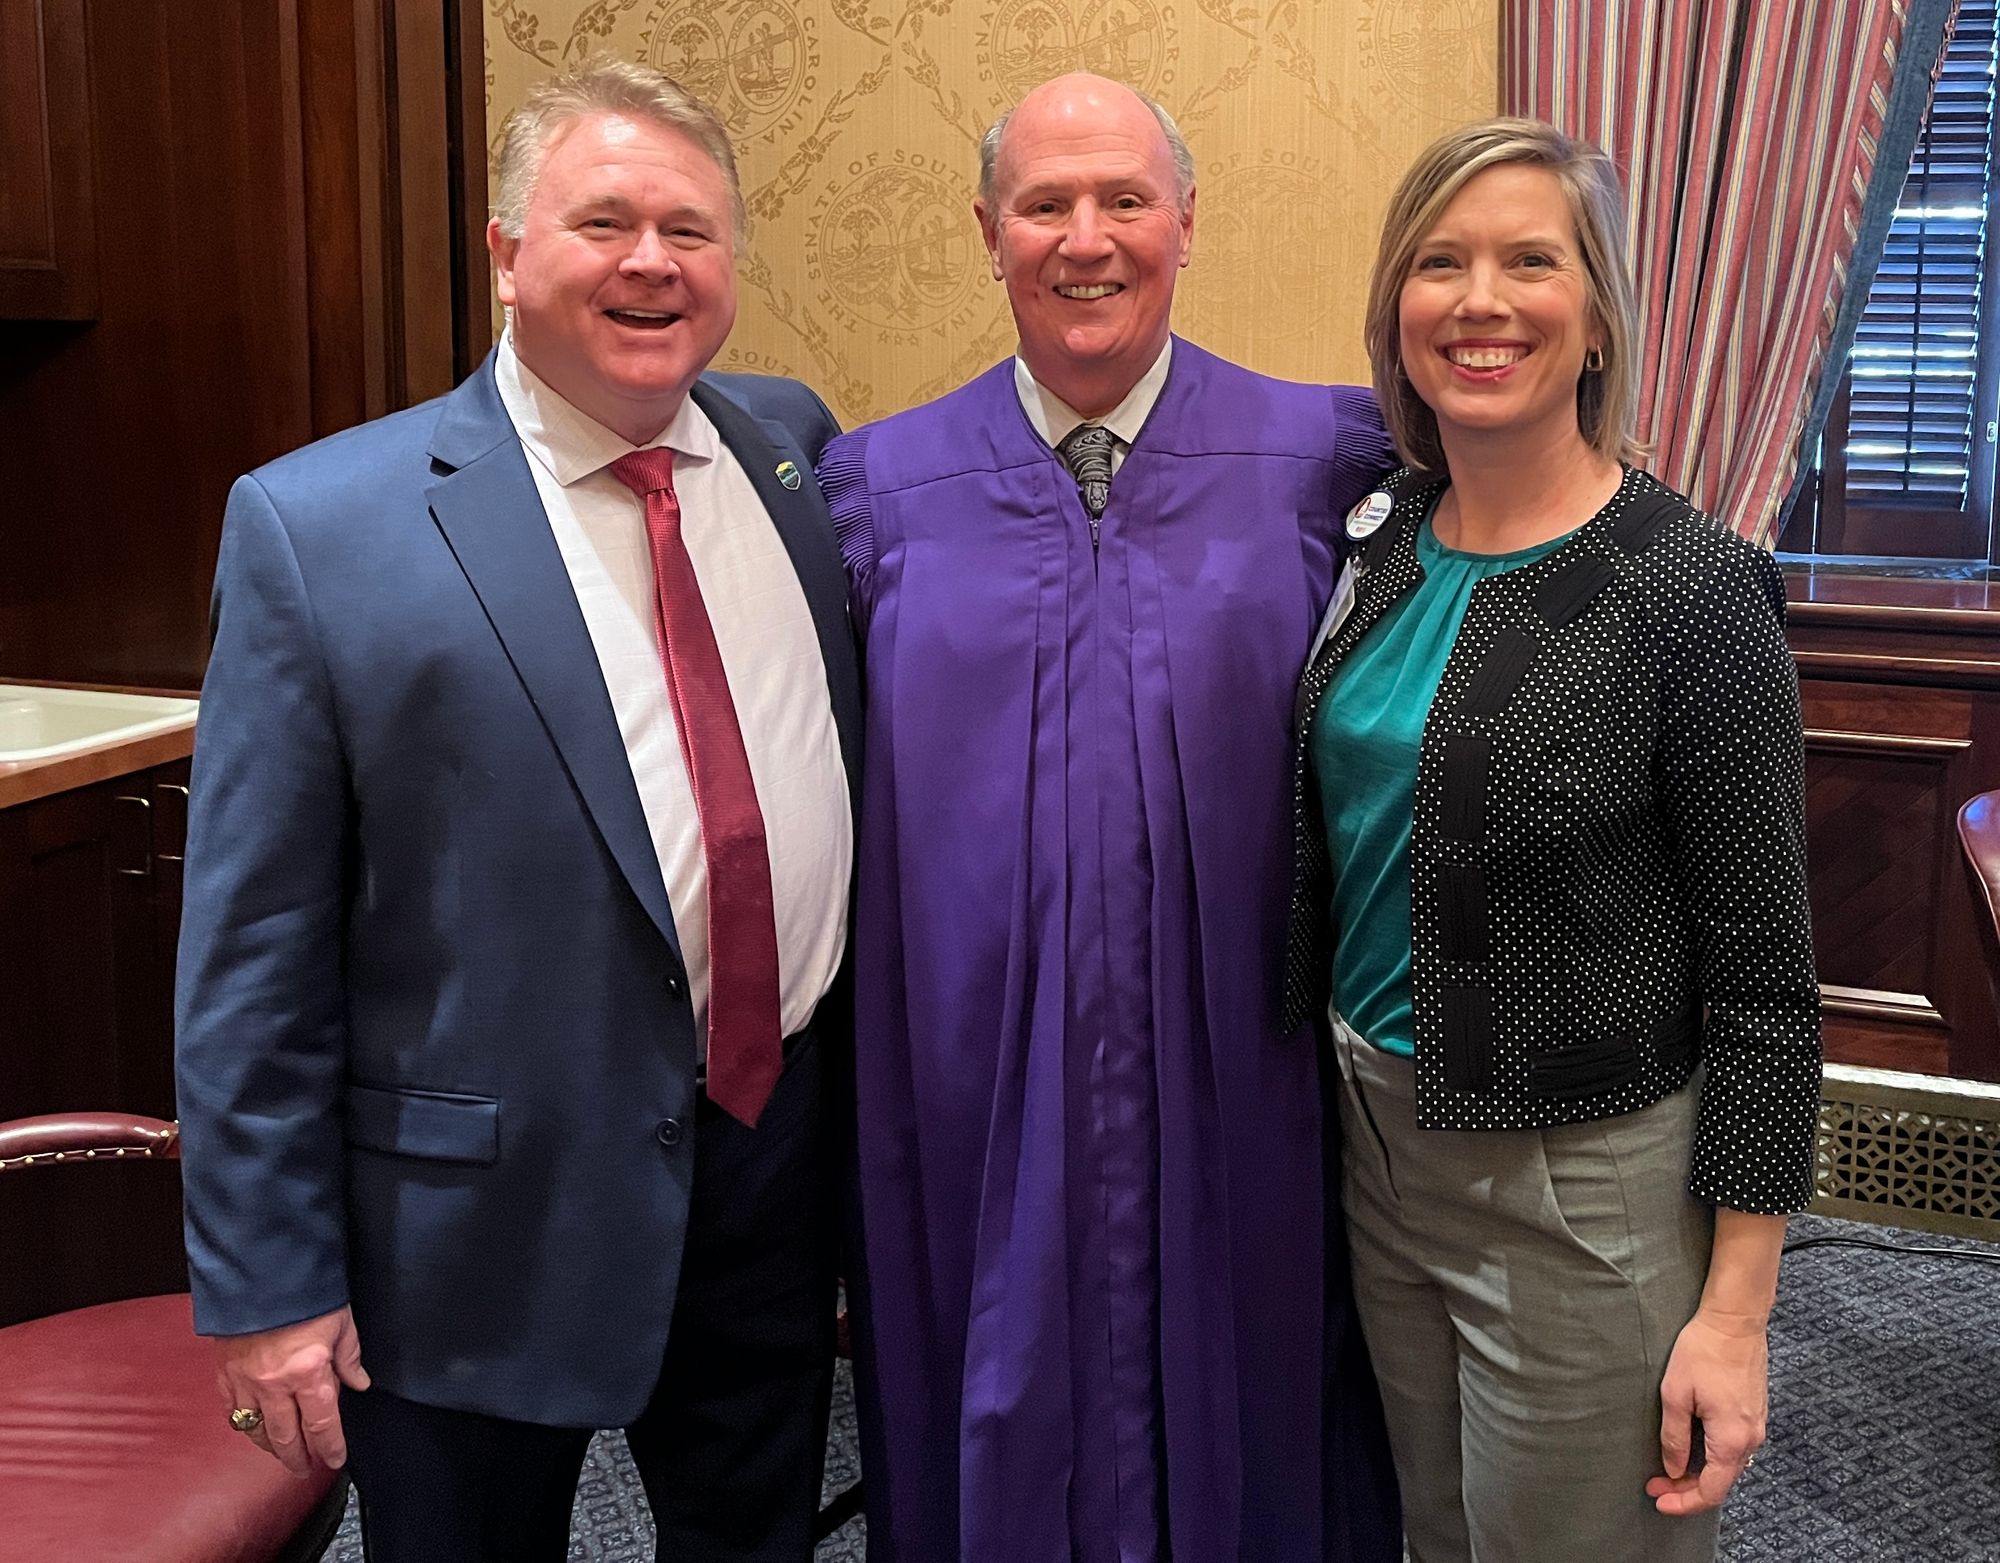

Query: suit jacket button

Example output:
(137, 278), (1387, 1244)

(655, 1118), (684, 1147)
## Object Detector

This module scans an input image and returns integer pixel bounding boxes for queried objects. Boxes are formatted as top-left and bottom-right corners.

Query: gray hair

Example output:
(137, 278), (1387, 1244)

(491, 55), (746, 245)
(978, 88), (1196, 212)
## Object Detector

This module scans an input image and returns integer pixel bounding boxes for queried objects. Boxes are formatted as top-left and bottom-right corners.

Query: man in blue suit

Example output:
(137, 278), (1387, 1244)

(174, 58), (859, 1563)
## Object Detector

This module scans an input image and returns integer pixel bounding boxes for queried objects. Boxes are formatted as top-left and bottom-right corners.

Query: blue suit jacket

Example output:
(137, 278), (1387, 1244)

(173, 355), (860, 1426)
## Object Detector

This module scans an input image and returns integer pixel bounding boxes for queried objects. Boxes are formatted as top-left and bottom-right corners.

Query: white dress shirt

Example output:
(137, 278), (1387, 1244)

(495, 333), (851, 1052)
(1013, 338), (1174, 475)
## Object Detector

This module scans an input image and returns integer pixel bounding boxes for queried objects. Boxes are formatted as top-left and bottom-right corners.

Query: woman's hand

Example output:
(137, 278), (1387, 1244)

(1648, 1304), (1769, 1514)
(1650, 1204), (1787, 1515)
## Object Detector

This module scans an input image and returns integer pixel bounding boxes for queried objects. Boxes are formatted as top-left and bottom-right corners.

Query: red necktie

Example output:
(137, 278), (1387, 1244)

(609, 448), (783, 1127)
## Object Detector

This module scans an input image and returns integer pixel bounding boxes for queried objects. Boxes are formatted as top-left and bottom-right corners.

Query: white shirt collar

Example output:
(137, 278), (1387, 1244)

(1012, 338), (1174, 453)
(495, 327), (720, 487)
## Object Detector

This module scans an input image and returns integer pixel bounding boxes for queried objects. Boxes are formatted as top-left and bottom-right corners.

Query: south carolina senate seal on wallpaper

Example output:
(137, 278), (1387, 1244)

(806, 156), (987, 345)
(977, 0), (1178, 104)
(643, 0), (821, 139)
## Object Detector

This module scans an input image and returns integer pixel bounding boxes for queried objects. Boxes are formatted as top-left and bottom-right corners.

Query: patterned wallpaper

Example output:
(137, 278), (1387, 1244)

(483, 0), (1499, 425)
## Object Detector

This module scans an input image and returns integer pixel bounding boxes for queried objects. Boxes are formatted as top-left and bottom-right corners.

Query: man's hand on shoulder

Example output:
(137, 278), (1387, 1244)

(213, 1304), (370, 1475)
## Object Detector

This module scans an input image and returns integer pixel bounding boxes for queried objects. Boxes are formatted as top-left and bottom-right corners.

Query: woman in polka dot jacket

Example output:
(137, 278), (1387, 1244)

(1285, 120), (1820, 1563)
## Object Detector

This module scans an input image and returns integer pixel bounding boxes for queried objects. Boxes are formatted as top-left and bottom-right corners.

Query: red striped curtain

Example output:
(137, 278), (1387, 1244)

(1506, 0), (1913, 544)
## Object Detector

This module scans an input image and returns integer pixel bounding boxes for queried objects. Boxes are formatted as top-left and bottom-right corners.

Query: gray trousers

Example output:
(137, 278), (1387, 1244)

(1331, 1017), (1723, 1563)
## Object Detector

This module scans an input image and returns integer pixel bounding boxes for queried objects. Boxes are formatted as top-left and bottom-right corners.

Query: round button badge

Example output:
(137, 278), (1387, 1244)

(1345, 490), (1394, 540)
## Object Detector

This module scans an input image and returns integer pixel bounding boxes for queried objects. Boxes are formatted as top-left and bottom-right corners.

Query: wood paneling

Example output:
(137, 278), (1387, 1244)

(392, 0), (461, 407)
(1805, 740), (1959, 997)
(0, 0), (486, 691)
(0, 3), (54, 263)
(0, 0), (98, 319)
(0, 3), (488, 1319)
(1788, 574), (2000, 1080)
(450, 0), (494, 372)
(1813, 1008), (1952, 1076)
(0, 0), (300, 688)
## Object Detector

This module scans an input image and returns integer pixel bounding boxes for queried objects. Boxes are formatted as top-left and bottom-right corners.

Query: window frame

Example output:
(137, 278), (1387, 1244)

(1780, 6), (2000, 565)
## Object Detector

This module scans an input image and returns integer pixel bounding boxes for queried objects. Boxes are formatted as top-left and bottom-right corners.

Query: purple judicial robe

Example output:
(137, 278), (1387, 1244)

(819, 339), (1400, 1563)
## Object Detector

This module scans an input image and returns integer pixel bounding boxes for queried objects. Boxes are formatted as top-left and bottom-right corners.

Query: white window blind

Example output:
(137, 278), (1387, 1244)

(1845, 1), (1999, 506)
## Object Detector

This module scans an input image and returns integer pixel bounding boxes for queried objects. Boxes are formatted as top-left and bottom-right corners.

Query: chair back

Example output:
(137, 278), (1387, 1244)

(0, 1113), (180, 1171)
(1957, 790), (2000, 1018)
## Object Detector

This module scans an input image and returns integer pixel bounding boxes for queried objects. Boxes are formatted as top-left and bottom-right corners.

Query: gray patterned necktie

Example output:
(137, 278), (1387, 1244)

(1057, 423), (1116, 519)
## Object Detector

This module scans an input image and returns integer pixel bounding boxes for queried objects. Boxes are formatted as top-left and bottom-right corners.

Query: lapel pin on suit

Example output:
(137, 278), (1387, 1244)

(775, 460), (802, 490)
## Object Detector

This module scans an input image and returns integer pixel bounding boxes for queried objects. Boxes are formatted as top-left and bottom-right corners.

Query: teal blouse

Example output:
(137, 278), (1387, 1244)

(1309, 506), (1576, 1055)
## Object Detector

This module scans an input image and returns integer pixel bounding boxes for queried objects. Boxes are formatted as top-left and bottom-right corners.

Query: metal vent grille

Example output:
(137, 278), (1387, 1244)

(1814, 1064), (2000, 1239)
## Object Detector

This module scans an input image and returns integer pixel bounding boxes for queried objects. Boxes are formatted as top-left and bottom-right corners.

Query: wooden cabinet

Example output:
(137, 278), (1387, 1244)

(0, 0), (489, 689)
(1786, 572), (2000, 1082)
(0, 0), (98, 320)
(0, 758), (191, 1325)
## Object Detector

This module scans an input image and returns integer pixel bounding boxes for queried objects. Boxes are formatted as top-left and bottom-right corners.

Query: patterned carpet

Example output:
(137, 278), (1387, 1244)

(1716, 1214), (2000, 1562)
(328, 1214), (1999, 1561)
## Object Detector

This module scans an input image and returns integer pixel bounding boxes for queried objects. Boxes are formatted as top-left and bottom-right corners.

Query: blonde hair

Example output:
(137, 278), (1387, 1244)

(491, 55), (745, 245)
(1364, 117), (1644, 473)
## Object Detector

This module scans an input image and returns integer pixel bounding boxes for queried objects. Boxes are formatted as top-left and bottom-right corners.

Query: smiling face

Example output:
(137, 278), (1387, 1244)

(488, 111), (738, 444)
(975, 75), (1194, 419)
(1397, 162), (1602, 457)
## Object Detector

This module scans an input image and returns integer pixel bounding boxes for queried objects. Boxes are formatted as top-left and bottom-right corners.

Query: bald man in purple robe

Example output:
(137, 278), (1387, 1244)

(817, 74), (1402, 1562)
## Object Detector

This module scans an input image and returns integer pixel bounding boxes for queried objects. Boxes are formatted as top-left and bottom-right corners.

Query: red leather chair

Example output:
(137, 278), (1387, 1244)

(1959, 790), (2000, 1015)
(0, 1114), (348, 1563)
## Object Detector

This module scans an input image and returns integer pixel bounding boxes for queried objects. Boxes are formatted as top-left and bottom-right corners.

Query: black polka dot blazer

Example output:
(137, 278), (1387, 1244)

(1284, 464), (1822, 1215)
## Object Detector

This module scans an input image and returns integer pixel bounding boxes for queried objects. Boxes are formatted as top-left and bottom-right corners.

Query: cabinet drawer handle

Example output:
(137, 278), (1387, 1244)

(113, 794), (152, 878)
(154, 782), (189, 862)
